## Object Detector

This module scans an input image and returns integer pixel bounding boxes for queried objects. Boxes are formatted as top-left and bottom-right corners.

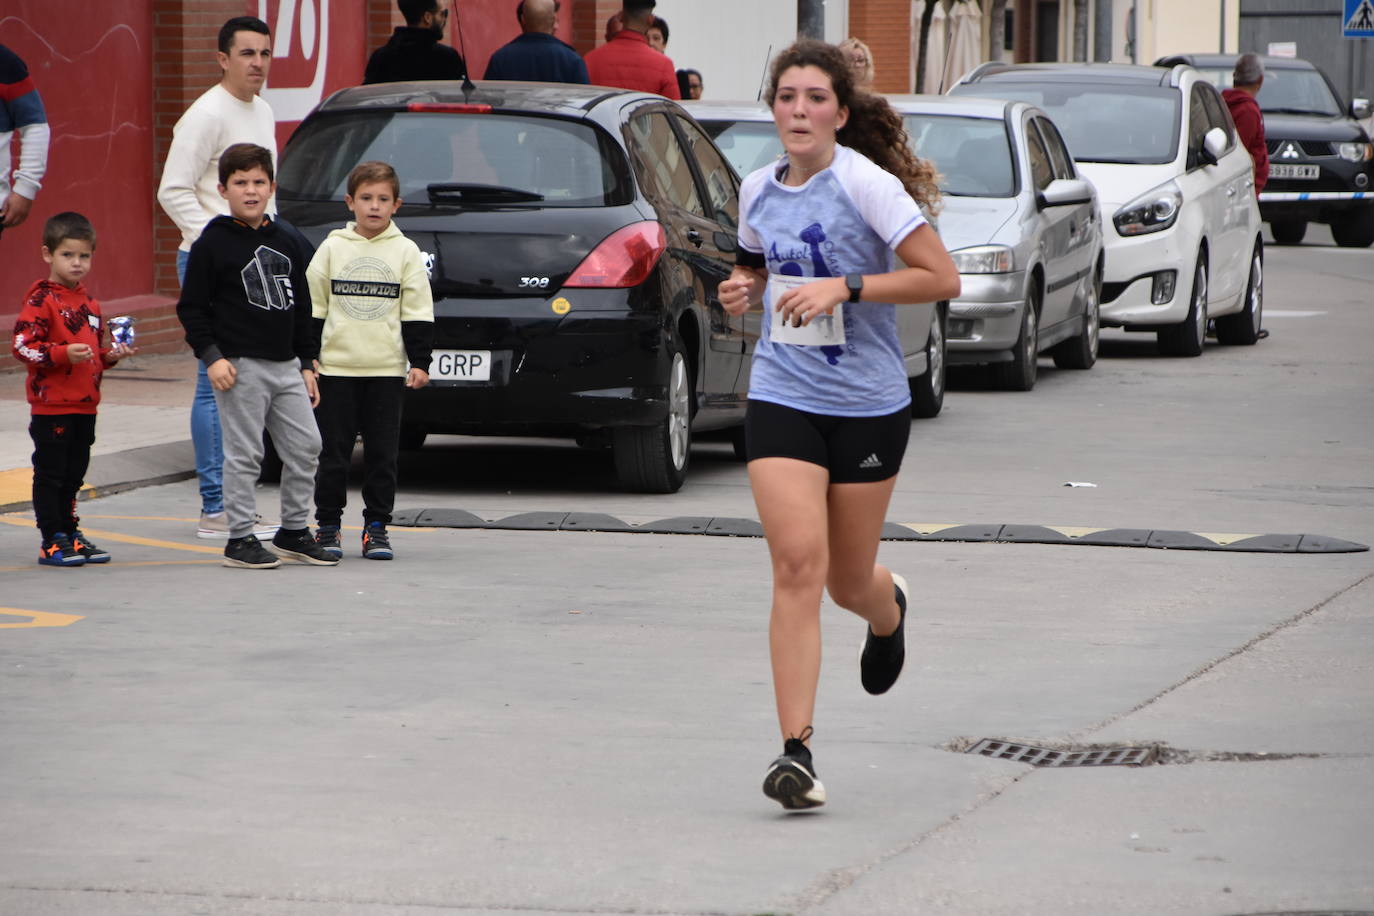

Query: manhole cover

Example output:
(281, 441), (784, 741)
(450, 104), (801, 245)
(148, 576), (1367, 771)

(967, 739), (1157, 767)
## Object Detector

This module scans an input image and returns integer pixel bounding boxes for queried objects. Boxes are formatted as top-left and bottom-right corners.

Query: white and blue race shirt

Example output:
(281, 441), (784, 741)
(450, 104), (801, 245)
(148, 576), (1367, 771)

(738, 144), (927, 417)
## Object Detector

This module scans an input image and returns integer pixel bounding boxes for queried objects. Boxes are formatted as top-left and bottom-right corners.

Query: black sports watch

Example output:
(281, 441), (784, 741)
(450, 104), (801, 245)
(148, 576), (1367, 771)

(844, 273), (863, 303)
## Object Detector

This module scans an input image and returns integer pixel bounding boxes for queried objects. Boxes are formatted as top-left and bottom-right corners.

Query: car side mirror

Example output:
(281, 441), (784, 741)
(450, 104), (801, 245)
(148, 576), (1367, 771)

(712, 230), (737, 253)
(1201, 127), (1227, 166)
(1036, 178), (1094, 209)
(1353, 97), (1372, 120)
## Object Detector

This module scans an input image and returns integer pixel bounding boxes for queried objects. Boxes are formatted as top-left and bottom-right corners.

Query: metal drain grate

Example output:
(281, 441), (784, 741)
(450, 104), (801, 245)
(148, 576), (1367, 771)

(967, 739), (1157, 767)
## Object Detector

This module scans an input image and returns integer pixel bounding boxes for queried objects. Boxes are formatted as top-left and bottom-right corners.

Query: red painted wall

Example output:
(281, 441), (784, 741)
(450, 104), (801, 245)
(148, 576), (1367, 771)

(256, 0), (370, 152)
(1, 1), (156, 308)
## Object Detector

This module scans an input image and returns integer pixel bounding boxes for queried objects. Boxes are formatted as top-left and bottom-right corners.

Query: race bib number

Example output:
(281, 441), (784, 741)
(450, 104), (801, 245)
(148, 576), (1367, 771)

(767, 274), (846, 347)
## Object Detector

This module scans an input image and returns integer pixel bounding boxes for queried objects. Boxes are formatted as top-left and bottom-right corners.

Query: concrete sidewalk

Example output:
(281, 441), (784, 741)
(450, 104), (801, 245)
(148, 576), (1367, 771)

(0, 352), (199, 511)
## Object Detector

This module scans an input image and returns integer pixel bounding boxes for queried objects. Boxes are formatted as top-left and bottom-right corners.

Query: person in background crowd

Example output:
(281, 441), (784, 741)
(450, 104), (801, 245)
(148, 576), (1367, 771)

(604, 10), (625, 42)
(584, 0), (679, 98)
(485, 0), (589, 84)
(838, 37), (875, 91)
(646, 16), (668, 53)
(677, 68), (703, 100)
(0, 44), (49, 235)
(1223, 53), (1268, 195)
(157, 16), (280, 541)
(364, 0), (466, 84)
(717, 40), (958, 811)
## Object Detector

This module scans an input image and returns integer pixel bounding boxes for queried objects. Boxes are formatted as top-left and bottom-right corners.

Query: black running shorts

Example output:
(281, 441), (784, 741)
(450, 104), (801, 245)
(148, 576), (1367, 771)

(744, 399), (910, 483)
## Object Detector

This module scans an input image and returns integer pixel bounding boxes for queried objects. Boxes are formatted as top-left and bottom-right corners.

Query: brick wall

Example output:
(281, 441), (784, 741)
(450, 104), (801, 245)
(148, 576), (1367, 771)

(850, 0), (914, 93)
(570, 0), (624, 55)
(368, 0), (404, 57)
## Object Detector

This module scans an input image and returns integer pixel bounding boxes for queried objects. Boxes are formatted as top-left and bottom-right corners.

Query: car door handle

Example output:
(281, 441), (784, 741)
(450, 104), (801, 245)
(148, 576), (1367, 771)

(687, 228), (704, 248)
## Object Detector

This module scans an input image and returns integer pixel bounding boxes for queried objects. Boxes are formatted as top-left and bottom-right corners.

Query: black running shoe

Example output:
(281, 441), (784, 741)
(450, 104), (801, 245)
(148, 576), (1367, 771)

(361, 522), (393, 560)
(272, 528), (340, 566)
(70, 530), (111, 564)
(860, 573), (908, 695)
(315, 525), (343, 559)
(223, 534), (281, 569)
(762, 726), (826, 810)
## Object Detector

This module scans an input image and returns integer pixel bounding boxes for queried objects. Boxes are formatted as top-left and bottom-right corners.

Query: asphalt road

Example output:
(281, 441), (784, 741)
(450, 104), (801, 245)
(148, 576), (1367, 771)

(1, 225), (1371, 915)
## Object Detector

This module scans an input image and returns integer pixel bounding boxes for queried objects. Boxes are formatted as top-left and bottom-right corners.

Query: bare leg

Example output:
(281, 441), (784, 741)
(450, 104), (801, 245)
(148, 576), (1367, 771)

(749, 457), (831, 743)
(825, 476), (902, 636)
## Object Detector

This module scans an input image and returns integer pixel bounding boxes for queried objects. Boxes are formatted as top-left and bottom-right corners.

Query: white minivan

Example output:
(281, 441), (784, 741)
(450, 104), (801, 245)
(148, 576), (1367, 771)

(951, 63), (1265, 356)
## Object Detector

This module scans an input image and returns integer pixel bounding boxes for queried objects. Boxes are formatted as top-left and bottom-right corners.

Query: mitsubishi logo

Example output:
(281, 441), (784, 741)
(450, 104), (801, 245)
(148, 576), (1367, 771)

(1278, 141), (1302, 160)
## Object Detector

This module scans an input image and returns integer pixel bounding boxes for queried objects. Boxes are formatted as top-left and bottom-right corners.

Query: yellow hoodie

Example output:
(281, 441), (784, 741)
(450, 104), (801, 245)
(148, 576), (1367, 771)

(308, 220), (434, 377)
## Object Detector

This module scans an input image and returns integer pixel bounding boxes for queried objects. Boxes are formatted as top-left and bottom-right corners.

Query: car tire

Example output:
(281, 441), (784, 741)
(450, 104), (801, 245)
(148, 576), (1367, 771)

(1157, 253), (1207, 357)
(910, 303), (946, 418)
(1215, 242), (1263, 346)
(399, 425), (427, 450)
(1270, 219), (1306, 246)
(1331, 209), (1374, 248)
(1052, 269), (1100, 370)
(994, 286), (1038, 391)
(613, 341), (692, 493)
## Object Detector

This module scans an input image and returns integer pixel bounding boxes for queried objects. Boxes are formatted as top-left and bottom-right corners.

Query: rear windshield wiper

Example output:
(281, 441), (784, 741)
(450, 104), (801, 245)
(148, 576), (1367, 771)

(427, 182), (545, 204)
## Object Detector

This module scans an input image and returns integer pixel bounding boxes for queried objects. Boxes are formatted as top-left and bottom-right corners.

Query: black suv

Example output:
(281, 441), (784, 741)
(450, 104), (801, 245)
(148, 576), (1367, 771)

(1156, 54), (1374, 247)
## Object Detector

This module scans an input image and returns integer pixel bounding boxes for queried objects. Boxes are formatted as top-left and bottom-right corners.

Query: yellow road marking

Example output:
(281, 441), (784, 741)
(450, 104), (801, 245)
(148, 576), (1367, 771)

(0, 608), (84, 629)
(0, 467), (94, 507)
(0, 516), (220, 554)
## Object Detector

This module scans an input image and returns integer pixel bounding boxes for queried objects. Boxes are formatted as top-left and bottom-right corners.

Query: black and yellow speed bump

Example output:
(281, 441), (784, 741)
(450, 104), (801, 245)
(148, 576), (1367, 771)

(392, 510), (1368, 554)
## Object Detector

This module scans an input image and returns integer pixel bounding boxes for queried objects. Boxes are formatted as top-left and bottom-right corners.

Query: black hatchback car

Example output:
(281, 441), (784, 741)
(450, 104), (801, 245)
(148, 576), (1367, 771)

(1156, 54), (1374, 247)
(277, 82), (745, 492)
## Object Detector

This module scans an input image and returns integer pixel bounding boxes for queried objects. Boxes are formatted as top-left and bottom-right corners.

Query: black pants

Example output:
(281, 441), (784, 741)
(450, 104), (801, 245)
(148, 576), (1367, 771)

(313, 376), (403, 528)
(30, 413), (97, 540)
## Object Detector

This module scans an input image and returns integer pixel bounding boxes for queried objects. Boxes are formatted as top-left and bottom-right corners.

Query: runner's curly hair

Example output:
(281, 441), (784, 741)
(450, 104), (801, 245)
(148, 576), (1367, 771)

(765, 39), (941, 215)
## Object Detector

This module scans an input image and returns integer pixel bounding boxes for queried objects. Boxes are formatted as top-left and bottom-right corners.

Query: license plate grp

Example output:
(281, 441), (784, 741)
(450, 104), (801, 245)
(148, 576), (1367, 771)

(430, 349), (492, 382)
(1270, 164), (1319, 179)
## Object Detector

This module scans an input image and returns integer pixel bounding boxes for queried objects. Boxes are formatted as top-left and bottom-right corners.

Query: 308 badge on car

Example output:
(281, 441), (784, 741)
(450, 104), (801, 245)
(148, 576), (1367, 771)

(431, 349), (493, 382)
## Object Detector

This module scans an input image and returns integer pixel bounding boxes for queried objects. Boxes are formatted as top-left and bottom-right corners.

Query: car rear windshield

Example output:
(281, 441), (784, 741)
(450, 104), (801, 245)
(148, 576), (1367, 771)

(956, 82), (1180, 164)
(1192, 67), (1342, 117)
(278, 111), (633, 206)
(696, 119), (783, 178)
(902, 115), (1015, 197)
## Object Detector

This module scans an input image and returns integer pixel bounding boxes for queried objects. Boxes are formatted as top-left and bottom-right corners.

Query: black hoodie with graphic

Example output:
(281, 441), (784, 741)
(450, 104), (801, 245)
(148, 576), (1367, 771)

(176, 215), (317, 369)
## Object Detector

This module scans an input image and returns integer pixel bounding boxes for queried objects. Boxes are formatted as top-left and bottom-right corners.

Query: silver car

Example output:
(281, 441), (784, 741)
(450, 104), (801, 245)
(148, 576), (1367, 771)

(686, 96), (1105, 392)
(681, 99), (949, 418)
(887, 95), (1104, 390)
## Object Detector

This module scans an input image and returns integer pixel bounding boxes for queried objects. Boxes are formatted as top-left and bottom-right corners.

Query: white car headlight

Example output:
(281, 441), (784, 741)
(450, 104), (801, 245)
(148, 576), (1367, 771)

(1336, 142), (1373, 162)
(1113, 182), (1183, 237)
(950, 245), (1014, 274)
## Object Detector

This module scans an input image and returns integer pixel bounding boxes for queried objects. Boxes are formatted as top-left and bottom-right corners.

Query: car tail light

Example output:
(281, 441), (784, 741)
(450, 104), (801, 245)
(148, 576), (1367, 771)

(564, 221), (667, 288)
(406, 102), (493, 113)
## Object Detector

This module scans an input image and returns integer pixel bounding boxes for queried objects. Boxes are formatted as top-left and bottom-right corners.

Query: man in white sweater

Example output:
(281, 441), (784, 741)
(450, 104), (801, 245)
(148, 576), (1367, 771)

(157, 16), (279, 540)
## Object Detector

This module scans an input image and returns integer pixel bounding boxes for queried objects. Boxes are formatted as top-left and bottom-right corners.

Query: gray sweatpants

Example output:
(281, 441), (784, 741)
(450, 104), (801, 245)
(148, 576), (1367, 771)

(213, 357), (321, 538)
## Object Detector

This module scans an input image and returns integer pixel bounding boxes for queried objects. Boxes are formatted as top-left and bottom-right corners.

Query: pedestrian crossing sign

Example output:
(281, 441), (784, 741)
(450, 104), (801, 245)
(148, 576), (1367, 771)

(1346, 0), (1374, 37)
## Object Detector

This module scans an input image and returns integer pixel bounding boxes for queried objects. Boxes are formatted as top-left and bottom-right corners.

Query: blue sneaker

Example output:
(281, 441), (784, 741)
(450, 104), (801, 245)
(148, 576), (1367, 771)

(361, 523), (393, 560)
(39, 533), (86, 567)
(315, 525), (343, 559)
(71, 530), (111, 564)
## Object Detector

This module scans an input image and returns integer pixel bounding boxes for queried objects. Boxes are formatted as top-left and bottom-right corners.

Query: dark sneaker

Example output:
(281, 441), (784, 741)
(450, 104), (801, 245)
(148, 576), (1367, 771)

(361, 523), (393, 560)
(860, 573), (909, 695)
(38, 533), (86, 567)
(762, 727), (826, 810)
(315, 525), (343, 559)
(223, 534), (281, 569)
(272, 528), (340, 566)
(70, 530), (111, 564)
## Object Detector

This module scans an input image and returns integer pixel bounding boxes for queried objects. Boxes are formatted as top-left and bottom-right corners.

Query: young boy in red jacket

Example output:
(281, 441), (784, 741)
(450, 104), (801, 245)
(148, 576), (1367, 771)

(11, 212), (133, 566)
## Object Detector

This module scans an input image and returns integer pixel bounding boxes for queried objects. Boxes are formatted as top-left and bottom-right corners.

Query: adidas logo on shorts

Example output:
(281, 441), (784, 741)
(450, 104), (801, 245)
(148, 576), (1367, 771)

(859, 453), (883, 469)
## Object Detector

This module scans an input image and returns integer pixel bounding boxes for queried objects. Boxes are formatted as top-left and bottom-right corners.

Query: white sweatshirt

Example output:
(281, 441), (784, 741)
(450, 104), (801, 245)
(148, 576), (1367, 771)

(308, 220), (435, 377)
(156, 84), (277, 251)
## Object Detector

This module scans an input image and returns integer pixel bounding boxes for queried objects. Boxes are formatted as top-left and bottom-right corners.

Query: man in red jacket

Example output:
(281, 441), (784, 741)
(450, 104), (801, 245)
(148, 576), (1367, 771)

(1223, 53), (1267, 194)
(584, 0), (679, 99)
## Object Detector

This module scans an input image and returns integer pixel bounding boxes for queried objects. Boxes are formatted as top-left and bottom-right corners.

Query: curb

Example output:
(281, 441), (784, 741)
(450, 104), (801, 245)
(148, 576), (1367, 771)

(0, 440), (196, 514)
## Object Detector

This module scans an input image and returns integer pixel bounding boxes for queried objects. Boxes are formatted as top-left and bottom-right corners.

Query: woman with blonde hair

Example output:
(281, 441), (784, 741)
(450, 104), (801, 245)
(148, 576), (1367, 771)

(718, 39), (957, 810)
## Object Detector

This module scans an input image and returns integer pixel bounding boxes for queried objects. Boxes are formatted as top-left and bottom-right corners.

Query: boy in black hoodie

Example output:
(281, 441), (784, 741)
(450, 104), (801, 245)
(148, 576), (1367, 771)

(176, 143), (337, 570)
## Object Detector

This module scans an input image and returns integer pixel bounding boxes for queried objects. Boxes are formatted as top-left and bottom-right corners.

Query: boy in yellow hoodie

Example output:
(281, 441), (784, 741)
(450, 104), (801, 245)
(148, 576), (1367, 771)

(307, 161), (434, 560)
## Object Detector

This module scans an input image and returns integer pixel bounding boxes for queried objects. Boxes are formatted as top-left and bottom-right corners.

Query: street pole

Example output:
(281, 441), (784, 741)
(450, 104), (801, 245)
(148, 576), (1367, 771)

(798, 0), (825, 40)
(1094, 0), (1111, 61)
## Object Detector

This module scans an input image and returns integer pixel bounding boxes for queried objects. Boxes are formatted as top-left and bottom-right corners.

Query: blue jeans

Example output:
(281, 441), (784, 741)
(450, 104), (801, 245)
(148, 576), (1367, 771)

(178, 249), (224, 514)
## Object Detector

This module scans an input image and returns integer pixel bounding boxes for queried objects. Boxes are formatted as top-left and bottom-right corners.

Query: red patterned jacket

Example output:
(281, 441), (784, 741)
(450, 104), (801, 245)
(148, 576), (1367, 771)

(11, 279), (114, 415)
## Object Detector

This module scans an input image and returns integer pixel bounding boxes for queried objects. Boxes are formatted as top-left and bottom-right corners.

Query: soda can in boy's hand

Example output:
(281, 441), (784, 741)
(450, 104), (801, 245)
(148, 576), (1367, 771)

(107, 316), (136, 349)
